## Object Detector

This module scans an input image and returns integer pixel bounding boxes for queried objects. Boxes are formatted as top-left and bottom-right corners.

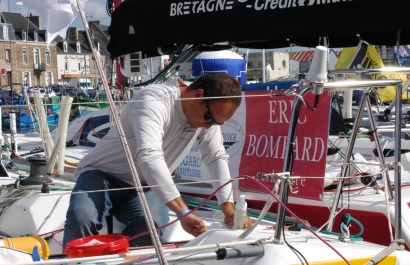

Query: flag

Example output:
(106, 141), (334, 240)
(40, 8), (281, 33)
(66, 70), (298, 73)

(336, 44), (408, 103)
(16, 0), (87, 45)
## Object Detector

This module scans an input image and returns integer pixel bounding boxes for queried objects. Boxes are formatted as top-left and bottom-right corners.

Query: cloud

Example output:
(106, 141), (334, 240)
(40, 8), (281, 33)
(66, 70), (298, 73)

(0, 1), (7, 10)
(84, 0), (111, 25)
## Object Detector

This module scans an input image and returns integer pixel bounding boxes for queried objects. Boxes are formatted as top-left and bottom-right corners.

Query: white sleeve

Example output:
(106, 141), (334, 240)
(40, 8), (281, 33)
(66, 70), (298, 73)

(198, 126), (234, 205)
(126, 91), (180, 204)
(138, 158), (180, 203)
(206, 159), (234, 204)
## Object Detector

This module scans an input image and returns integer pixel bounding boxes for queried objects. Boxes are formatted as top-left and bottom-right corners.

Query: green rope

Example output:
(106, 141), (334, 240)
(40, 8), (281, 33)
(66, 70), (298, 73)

(1, 157), (20, 170)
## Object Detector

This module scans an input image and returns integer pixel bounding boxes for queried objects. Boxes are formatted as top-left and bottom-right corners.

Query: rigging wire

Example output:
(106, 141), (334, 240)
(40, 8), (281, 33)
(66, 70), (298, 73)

(282, 227), (309, 265)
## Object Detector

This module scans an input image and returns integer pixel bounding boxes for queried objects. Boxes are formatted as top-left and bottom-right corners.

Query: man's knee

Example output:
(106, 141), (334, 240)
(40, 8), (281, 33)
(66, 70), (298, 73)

(67, 199), (98, 225)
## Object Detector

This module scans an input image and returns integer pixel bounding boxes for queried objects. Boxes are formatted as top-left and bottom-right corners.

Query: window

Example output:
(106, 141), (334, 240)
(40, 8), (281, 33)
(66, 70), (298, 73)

(22, 72), (30, 87)
(45, 50), (50, 65)
(282, 60), (286, 68)
(7, 72), (11, 85)
(63, 41), (68, 52)
(34, 32), (38, 42)
(22, 48), (27, 64)
(34, 48), (40, 65)
(65, 60), (68, 71)
(5, 49), (10, 63)
(2, 26), (9, 40)
(76, 42), (81, 53)
(46, 72), (52, 86)
(22, 30), (27, 41)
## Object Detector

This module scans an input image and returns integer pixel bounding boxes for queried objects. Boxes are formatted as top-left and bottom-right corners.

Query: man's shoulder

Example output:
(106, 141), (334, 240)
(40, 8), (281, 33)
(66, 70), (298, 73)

(136, 79), (180, 99)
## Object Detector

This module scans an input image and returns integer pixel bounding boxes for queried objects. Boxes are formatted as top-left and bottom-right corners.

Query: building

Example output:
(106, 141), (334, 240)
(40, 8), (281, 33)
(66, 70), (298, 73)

(56, 24), (109, 88)
(87, 21), (110, 85)
(0, 21), (15, 86)
(0, 12), (111, 91)
(246, 51), (290, 82)
(0, 12), (58, 87)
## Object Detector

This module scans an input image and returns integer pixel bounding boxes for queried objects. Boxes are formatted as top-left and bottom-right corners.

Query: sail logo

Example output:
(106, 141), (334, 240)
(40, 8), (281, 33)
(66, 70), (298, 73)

(170, 0), (353, 16)
(222, 117), (245, 158)
(252, 0), (352, 10)
(170, 0), (234, 16)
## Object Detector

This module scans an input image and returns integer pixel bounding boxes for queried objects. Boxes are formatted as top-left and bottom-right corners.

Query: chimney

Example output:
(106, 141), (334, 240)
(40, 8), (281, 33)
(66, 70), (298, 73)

(27, 14), (41, 28)
(67, 27), (79, 41)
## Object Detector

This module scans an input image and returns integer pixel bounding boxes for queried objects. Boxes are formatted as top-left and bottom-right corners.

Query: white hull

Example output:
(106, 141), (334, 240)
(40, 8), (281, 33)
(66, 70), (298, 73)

(1, 177), (410, 264)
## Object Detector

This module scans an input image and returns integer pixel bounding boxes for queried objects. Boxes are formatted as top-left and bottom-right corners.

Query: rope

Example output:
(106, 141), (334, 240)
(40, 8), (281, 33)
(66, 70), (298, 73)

(338, 213), (366, 241)
(339, 214), (351, 240)
(363, 240), (405, 265)
(66, 118), (90, 146)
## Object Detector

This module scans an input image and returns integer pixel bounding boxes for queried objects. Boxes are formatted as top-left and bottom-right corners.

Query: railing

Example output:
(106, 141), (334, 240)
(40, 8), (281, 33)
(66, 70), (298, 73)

(33, 63), (46, 72)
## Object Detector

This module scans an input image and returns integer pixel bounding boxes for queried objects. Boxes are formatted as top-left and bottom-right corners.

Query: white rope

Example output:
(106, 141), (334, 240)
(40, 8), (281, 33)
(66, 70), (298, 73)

(363, 240), (405, 265)
(73, 1), (168, 263)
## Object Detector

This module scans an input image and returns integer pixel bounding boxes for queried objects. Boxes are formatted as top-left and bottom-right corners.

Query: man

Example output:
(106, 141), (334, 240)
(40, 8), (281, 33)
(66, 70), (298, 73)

(63, 73), (252, 247)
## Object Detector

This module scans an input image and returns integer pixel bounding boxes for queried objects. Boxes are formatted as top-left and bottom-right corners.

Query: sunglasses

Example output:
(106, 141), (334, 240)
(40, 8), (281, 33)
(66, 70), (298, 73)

(204, 100), (223, 125)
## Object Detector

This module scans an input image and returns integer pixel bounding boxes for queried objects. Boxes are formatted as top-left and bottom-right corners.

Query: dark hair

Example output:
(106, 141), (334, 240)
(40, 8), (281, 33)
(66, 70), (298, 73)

(188, 74), (242, 107)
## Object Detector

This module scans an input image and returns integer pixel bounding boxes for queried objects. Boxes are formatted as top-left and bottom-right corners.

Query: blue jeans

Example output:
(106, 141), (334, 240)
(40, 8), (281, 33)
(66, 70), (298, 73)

(63, 170), (169, 247)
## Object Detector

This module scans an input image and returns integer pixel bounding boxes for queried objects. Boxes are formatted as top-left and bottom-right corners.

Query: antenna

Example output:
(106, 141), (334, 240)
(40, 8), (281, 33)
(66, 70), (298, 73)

(305, 46), (328, 95)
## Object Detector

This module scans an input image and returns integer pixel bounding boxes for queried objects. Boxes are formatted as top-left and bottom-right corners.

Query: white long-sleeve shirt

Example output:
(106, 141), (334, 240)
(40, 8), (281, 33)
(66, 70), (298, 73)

(74, 77), (233, 205)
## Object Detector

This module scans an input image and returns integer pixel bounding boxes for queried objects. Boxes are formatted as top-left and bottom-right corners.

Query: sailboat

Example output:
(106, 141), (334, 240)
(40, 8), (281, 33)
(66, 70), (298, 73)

(2, 46), (410, 264)
(2, 0), (410, 264)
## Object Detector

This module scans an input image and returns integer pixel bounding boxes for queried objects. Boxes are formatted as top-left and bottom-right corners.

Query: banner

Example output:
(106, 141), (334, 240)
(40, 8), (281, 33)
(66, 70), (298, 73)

(176, 90), (332, 201)
(238, 91), (331, 200)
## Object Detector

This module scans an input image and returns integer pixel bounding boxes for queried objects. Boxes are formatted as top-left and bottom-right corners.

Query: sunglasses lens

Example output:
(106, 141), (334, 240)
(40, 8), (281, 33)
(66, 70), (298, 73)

(204, 101), (223, 125)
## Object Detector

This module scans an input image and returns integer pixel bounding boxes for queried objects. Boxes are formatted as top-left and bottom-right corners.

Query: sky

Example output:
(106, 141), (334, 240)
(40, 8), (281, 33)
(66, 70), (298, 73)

(1, 0), (111, 29)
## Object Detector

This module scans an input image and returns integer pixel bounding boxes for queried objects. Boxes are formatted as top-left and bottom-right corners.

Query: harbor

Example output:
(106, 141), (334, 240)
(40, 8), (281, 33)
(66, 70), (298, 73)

(1, 0), (410, 264)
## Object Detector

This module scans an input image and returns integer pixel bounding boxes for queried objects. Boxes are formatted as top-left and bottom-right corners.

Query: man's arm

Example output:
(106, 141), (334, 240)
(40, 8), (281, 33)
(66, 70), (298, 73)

(166, 196), (207, 236)
(197, 127), (253, 228)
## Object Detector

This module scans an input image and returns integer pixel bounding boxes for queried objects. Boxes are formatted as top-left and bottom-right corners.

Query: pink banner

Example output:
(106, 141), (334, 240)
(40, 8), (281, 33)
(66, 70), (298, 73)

(238, 91), (331, 200)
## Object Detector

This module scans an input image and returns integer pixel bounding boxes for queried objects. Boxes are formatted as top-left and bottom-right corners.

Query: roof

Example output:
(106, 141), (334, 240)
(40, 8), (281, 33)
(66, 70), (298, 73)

(55, 41), (92, 55)
(1, 12), (39, 31)
(55, 39), (107, 56)
(0, 12), (47, 42)
(290, 50), (342, 62)
(290, 51), (315, 62)
(0, 23), (16, 41)
(88, 21), (109, 39)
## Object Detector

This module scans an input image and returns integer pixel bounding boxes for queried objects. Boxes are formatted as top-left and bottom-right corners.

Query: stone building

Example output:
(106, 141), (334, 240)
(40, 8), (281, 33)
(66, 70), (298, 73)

(0, 27), (15, 86)
(0, 12), (111, 91)
(55, 23), (109, 88)
(0, 12), (58, 88)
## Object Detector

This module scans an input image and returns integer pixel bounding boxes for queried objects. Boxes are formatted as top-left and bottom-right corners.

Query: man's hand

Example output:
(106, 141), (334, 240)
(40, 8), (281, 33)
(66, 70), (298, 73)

(166, 196), (207, 237)
(220, 202), (253, 229)
(179, 213), (207, 236)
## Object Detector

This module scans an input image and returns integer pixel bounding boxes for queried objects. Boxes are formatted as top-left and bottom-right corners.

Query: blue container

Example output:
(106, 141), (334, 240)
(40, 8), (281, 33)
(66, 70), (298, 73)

(192, 50), (247, 85)
(242, 80), (299, 91)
